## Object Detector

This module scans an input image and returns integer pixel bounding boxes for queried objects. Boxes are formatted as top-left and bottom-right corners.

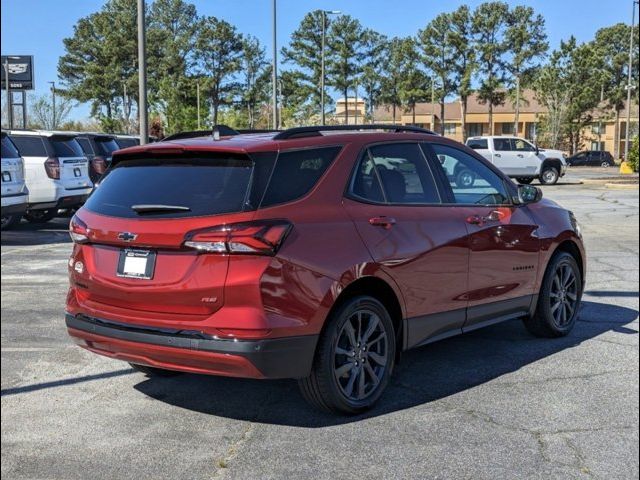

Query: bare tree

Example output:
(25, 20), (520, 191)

(29, 93), (74, 130)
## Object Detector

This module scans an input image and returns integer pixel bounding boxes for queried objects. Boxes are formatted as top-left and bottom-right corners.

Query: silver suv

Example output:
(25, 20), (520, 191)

(466, 136), (567, 185)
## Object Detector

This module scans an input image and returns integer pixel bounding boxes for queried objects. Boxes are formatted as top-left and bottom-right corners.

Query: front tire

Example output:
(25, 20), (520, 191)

(539, 167), (559, 185)
(24, 209), (58, 224)
(523, 252), (582, 338)
(298, 296), (396, 414)
(455, 168), (476, 189)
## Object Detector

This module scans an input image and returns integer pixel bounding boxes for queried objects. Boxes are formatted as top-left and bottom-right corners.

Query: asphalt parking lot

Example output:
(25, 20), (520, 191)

(1, 167), (638, 480)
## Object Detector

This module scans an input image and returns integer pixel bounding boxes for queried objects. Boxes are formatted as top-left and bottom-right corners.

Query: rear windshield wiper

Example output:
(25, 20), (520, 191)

(131, 204), (191, 214)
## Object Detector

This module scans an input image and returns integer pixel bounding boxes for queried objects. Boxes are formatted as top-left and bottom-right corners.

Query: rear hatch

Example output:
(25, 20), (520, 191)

(71, 152), (266, 320)
(49, 135), (92, 190)
(1, 134), (26, 198)
(93, 135), (119, 167)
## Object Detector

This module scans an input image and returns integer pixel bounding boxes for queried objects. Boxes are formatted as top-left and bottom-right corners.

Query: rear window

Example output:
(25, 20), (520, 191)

(466, 139), (488, 150)
(50, 136), (85, 158)
(76, 138), (94, 155)
(260, 146), (341, 208)
(8, 136), (47, 156)
(115, 138), (139, 148)
(95, 137), (119, 156)
(85, 156), (255, 219)
(1, 136), (20, 158)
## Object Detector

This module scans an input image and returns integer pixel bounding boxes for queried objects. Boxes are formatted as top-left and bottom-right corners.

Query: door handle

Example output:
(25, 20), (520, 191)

(369, 216), (396, 229)
(494, 153), (501, 158)
(517, 154), (524, 158)
(466, 210), (505, 226)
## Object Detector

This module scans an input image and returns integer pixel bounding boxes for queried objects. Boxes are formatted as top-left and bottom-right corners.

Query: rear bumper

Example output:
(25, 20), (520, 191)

(65, 313), (318, 379)
(1, 195), (28, 216)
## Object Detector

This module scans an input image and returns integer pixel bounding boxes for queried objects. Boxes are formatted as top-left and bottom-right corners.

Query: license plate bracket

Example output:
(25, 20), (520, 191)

(117, 249), (156, 280)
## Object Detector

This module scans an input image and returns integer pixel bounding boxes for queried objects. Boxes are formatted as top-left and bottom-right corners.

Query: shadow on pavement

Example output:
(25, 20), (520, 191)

(1, 217), (71, 247)
(133, 300), (638, 427)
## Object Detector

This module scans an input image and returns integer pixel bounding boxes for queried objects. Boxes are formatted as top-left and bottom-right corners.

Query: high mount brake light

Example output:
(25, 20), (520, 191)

(69, 215), (90, 244)
(44, 157), (60, 179)
(184, 220), (292, 255)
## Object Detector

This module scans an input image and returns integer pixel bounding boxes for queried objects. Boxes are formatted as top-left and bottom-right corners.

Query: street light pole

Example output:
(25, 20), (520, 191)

(4, 58), (11, 129)
(624, 0), (639, 161)
(320, 10), (340, 126)
(137, 0), (148, 144)
(48, 81), (56, 129)
(271, 0), (278, 129)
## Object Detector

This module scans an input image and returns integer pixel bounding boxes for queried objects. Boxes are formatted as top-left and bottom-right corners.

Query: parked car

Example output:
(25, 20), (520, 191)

(1, 131), (29, 230)
(466, 136), (567, 185)
(565, 150), (615, 167)
(74, 133), (120, 182)
(65, 125), (585, 414)
(8, 130), (93, 223)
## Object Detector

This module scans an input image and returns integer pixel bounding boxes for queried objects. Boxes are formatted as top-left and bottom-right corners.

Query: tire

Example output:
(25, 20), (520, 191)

(298, 296), (396, 414)
(455, 168), (475, 189)
(1, 213), (21, 230)
(539, 167), (559, 185)
(129, 363), (181, 377)
(601, 161), (610, 168)
(516, 177), (534, 184)
(24, 209), (58, 224)
(523, 252), (582, 338)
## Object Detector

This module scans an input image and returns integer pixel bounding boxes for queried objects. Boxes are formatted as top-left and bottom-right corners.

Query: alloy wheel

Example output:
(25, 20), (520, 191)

(333, 309), (388, 402)
(549, 262), (579, 328)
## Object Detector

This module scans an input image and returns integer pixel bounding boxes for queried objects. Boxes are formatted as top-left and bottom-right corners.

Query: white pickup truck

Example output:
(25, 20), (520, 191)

(466, 136), (567, 185)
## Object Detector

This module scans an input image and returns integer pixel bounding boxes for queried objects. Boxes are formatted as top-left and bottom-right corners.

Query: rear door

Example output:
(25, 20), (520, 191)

(344, 142), (469, 348)
(490, 138), (520, 176)
(48, 136), (92, 190)
(425, 142), (540, 331)
(73, 154), (258, 320)
(1, 134), (26, 198)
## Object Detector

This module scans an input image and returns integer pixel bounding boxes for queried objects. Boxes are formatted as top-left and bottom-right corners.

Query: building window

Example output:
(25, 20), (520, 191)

(467, 123), (483, 137)
(591, 141), (605, 151)
(591, 123), (603, 135)
(525, 123), (538, 140)
(443, 123), (456, 135)
(501, 123), (514, 135)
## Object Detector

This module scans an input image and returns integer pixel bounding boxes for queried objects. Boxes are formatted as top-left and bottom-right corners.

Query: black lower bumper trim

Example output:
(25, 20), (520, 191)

(1, 202), (27, 217)
(65, 313), (318, 379)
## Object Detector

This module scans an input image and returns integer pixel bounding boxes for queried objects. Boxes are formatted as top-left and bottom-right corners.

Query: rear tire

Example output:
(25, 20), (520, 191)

(523, 252), (582, 338)
(1, 213), (21, 230)
(298, 296), (396, 414)
(539, 167), (559, 185)
(129, 363), (181, 377)
(516, 177), (534, 184)
(455, 168), (475, 189)
(24, 209), (57, 224)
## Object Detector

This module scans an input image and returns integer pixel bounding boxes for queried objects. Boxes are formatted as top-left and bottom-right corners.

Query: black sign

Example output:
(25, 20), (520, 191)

(1, 55), (34, 90)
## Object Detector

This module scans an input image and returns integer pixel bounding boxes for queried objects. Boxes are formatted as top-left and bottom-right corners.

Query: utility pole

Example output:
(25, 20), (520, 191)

(271, 0), (278, 129)
(4, 58), (12, 129)
(431, 76), (435, 131)
(48, 81), (56, 129)
(196, 81), (201, 130)
(137, 0), (148, 144)
(320, 10), (340, 126)
(624, 0), (639, 161)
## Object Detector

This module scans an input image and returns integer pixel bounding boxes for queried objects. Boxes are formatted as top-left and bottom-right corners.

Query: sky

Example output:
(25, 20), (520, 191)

(0, 0), (635, 121)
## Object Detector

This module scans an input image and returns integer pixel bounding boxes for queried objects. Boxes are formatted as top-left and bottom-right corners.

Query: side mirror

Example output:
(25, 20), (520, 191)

(535, 145), (540, 155)
(437, 154), (446, 164)
(517, 184), (543, 204)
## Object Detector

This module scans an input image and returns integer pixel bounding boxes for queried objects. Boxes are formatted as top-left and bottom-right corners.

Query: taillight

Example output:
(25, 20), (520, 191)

(44, 157), (60, 179)
(92, 156), (107, 175)
(184, 220), (292, 255)
(69, 215), (89, 244)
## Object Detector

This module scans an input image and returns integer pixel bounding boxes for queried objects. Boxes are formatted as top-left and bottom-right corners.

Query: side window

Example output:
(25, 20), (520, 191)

(467, 139), (488, 150)
(1, 136), (20, 158)
(8, 136), (47, 157)
(260, 146), (341, 208)
(493, 138), (513, 151)
(428, 144), (511, 206)
(350, 143), (440, 204)
(513, 139), (535, 152)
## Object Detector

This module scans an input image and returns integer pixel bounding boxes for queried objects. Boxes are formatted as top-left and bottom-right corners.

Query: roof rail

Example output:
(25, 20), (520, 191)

(163, 125), (239, 142)
(272, 124), (437, 140)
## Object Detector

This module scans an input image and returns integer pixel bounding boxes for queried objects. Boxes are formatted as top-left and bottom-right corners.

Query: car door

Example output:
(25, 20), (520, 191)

(343, 142), (470, 348)
(571, 152), (586, 166)
(490, 138), (520, 176)
(511, 138), (540, 176)
(424, 142), (541, 332)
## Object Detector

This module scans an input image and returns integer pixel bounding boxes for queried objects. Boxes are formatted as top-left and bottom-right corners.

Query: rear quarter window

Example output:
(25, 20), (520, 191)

(260, 146), (342, 208)
(76, 138), (94, 155)
(95, 138), (119, 156)
(1, 136), (20, 158)
(8, 136), (48, 157)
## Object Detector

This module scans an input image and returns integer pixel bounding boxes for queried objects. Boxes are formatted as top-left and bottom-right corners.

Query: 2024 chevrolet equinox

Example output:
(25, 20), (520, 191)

(65, 125), (586, 414)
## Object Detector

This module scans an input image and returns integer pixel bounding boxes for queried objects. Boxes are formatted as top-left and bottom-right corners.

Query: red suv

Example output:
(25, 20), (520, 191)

(65, 125), (586, 414)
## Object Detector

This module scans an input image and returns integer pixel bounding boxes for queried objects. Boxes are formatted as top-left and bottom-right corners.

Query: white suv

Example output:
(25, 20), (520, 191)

(8, 130), (93, 223)
(466, 136), (567, 185)
(1, 132), (29, 229)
